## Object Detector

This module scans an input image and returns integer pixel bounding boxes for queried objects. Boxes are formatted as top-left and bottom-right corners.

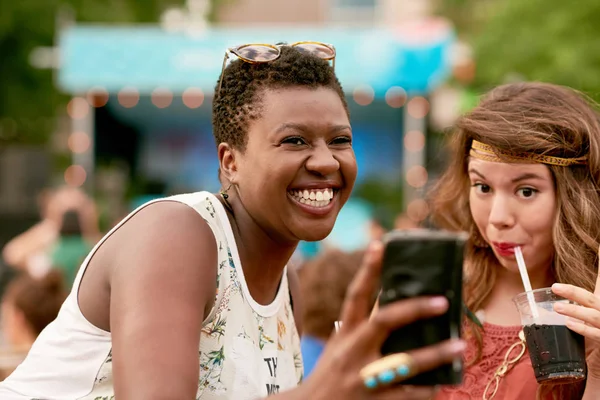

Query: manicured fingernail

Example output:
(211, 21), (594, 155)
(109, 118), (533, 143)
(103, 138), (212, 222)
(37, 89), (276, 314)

(554, 303), (566, 312)
(430, 296), (449, 310)
(378, 369), (395, 383)
(396, 365), (410, 377)
(364, 377), (378, 389)
(552, 283), (566, 291)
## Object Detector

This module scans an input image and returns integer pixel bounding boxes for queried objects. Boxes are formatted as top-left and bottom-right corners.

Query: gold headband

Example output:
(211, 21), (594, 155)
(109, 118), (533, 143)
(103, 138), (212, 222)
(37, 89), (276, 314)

(469, 140), (587, 167)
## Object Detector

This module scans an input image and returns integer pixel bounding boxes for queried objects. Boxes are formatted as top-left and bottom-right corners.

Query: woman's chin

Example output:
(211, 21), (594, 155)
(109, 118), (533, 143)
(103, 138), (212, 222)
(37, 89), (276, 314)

(297, 232), (331, 243)
(293, 224), (334, 243)
(498, 260), (520, 272)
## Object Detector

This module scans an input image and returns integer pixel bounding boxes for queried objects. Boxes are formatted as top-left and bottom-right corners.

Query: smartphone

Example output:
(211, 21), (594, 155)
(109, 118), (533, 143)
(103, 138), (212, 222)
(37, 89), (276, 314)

(378, 229), (467, 386)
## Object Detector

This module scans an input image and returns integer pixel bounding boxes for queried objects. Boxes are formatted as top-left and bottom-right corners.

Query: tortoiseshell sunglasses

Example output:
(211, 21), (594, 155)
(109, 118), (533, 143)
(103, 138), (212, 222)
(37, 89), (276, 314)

(216, 41), (336, 94)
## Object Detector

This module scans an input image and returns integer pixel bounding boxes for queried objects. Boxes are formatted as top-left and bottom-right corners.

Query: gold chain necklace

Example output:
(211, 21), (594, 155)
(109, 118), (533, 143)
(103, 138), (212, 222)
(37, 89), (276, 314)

(482, 330), (527, 400)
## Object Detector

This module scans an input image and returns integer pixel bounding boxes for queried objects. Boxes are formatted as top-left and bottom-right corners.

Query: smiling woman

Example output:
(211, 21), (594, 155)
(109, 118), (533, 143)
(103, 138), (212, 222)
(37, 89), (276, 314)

(217, 86), (356, 245)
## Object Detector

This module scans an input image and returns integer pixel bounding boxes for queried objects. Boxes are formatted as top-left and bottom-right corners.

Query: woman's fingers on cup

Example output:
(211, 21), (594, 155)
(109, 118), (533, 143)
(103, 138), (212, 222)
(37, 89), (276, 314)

(339, 241), (384, 333)
(553, 303), (600, 342)
(554, 302), (600, 330)
(552, 283), (600, 310)
(563, 317), (600, 342)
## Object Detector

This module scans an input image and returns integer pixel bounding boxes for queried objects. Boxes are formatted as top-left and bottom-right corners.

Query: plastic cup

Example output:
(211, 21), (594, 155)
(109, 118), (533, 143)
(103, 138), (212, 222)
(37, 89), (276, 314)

(513, 288), (586, 383)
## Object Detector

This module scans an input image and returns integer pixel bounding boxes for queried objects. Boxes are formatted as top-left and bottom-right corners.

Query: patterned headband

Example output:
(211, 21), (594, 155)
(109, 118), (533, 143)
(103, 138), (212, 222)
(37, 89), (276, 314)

(469, 140), (587, 167)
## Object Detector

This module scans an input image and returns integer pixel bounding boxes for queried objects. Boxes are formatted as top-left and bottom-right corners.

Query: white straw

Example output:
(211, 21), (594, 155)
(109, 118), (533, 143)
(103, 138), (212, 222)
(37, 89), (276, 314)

(515, 246), (539, 320)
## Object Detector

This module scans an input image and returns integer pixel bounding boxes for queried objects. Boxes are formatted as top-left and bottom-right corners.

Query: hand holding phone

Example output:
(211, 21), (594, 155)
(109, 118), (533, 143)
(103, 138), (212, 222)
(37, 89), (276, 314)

(378, 229), (467, 386)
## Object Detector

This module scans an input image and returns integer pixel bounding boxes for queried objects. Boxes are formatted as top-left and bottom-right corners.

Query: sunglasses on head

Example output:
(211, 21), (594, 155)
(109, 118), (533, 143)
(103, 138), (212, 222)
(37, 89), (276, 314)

(217, 41), (336, 94)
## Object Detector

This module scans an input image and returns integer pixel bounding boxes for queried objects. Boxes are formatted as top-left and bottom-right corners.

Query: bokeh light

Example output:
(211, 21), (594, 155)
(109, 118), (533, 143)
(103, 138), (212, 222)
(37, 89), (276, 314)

(353, 85), (375, 106)
(406, 199), (430, 222)
(182, 87), (205, 109)
(86, 87), (109, 108)
(385, 86), (407, 108)
(404, 130), (426, 152)
(67, 97), (90, 119)
(407, 96), (430, 119)
(406, 165), (428, 188)
(64, 165), (87, 187)
(118, 87), (140, 108)
(68, 131), (91, 154)
(151, 87), (173, 109)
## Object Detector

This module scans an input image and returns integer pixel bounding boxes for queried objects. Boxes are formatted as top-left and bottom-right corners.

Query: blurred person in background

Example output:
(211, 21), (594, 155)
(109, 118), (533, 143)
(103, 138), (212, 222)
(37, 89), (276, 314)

(1, 186), (99, 279)
(297, 249), (371, 377)
(49, 210), (93, 290)
(0, 43), (464, 400)
(0, 270), (67, 378)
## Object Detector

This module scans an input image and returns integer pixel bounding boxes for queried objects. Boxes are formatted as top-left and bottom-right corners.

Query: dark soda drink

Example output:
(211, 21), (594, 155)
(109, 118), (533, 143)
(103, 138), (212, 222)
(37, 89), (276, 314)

(523, 324), (586, 383)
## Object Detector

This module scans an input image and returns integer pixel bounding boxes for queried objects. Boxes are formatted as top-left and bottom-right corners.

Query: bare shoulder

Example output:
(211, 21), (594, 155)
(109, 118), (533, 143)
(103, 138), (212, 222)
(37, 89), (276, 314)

(106, 200), (220, 398)
(106, 199), (219, 322)
(110, 199), (213, 249)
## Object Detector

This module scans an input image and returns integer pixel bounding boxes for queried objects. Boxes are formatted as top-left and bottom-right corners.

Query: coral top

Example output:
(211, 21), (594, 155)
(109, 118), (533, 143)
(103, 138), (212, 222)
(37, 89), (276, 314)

(436, 323), (539, 400)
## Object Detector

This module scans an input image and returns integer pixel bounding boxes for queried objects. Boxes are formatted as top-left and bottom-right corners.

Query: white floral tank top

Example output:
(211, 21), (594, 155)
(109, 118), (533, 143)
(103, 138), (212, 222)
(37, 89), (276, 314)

(0, 191), (304, 399)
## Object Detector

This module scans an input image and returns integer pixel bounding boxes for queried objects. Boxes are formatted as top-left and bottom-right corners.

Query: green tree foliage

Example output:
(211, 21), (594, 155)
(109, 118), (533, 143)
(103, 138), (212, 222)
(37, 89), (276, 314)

(0, 0), (187, 145)
(440, 0), (600, 100)
(353, 178), (404, 230)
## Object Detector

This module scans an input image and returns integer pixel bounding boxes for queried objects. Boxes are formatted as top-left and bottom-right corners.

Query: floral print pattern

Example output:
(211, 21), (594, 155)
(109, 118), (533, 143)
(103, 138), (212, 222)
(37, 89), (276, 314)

(83, 193), (303, 400)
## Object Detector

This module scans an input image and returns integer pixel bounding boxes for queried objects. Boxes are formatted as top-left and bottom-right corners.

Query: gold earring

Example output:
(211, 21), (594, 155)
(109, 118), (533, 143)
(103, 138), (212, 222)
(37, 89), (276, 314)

(220, 183), (232, 200)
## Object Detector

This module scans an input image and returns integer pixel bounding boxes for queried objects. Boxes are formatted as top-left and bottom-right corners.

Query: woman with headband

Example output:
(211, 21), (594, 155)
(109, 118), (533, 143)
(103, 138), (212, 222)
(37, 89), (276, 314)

(430, 82), (600, 400)
(0, 43), (463, 399)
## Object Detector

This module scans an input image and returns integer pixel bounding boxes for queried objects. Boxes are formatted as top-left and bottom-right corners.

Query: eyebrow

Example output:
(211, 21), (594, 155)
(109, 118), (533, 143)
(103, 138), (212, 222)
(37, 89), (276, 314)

(274, 122), (352, 135)
(468, 169), (546, 183)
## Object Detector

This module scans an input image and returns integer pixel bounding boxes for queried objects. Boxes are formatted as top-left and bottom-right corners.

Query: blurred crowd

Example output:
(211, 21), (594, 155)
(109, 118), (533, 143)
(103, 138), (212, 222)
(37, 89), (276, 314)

(0, 186), (100, 378)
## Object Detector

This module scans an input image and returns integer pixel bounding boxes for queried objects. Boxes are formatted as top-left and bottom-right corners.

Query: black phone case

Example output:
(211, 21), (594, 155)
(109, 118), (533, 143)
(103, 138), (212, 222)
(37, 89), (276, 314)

(378, 229), (466, 386)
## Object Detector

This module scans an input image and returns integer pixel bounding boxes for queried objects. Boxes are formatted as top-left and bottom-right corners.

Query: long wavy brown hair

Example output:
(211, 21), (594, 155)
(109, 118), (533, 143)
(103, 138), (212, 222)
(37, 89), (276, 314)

(429, 82), (600, 399)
